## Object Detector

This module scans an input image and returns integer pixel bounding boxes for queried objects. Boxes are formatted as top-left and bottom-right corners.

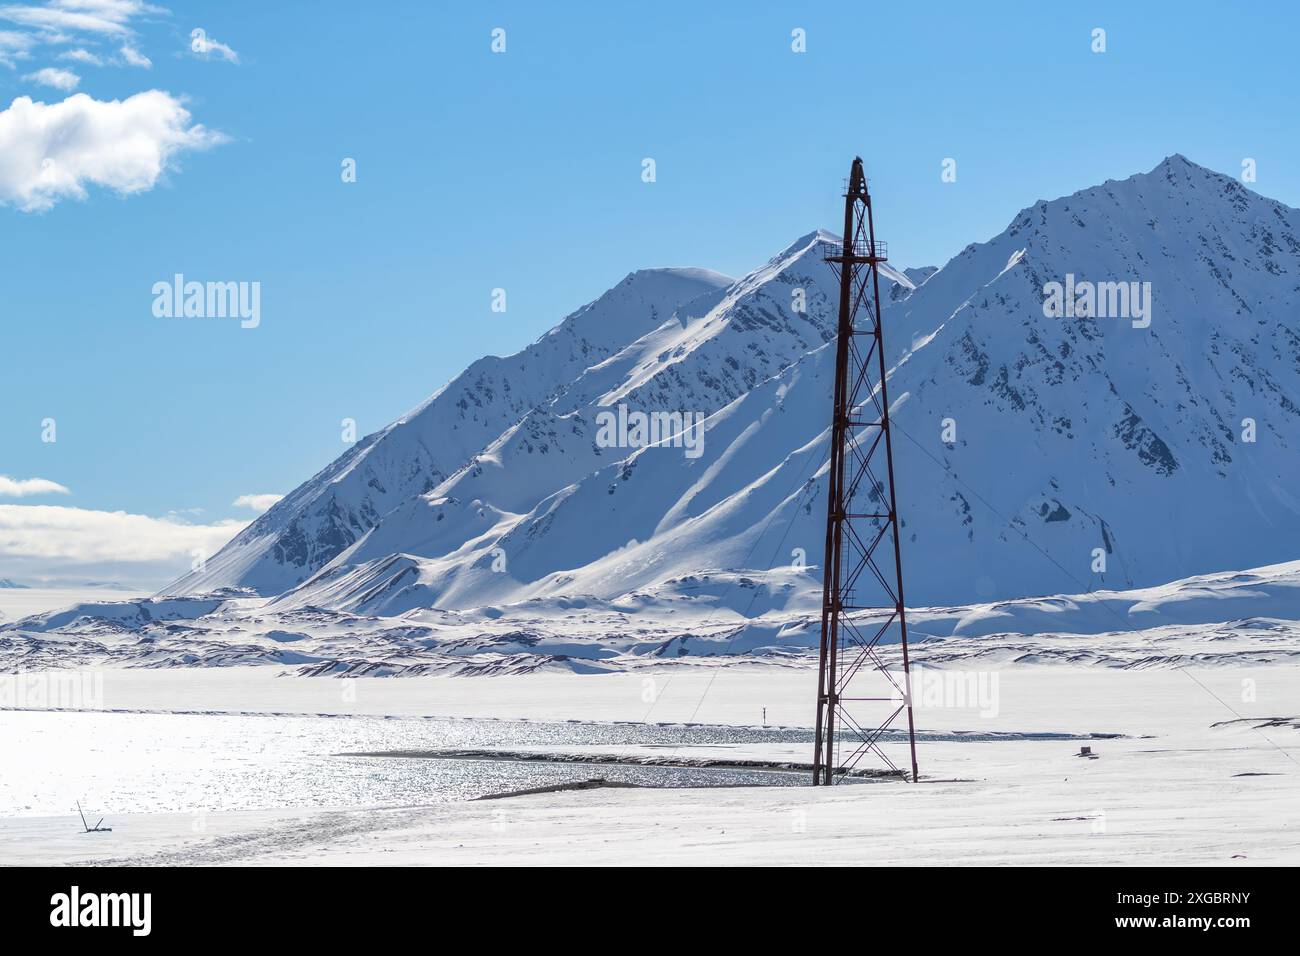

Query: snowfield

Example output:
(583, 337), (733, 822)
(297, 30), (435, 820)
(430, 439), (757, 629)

(2, 564), (1298, 866)
(2, 565), (1297, 865)
(0, 663), (1296, 865)
(4, 560), (1300, 674)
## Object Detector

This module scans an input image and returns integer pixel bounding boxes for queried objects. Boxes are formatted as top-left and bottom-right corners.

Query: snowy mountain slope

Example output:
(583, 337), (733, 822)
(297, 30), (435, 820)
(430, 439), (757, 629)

(166, 155), (1300, 611)
(272, 233), (878, 608)
(268, 343), (840, 615)
(165, 266), (734, 596)
(881, 154), (1300, 601)
(167, 230), (921, 603)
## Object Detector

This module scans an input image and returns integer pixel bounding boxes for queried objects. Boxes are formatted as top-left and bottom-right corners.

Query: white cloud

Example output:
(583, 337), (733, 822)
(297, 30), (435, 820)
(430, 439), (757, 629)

(0, 1), (151, 36)
(0, 3), (162, 69)
(189, 29), (237, 64)
(118, 40), (147, 66)
(0, 504), (244, 593)
(53, 43), (151, 69)
(57, 46), (101, 65)
(23, 64), (78, 88)
(232, 493), (282, 514)
(0, 503), (245, 562)
(0, 475), (70, 497)
(0, 28), (35, 66)
(0, 90), (225, 211)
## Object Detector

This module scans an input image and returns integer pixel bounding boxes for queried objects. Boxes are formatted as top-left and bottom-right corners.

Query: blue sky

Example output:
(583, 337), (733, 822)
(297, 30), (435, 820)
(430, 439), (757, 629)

(3, 0), (1299, 585)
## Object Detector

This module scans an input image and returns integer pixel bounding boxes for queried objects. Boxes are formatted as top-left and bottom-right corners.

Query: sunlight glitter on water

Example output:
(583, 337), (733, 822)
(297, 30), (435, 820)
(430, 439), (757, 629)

(0, 710), (812, 816)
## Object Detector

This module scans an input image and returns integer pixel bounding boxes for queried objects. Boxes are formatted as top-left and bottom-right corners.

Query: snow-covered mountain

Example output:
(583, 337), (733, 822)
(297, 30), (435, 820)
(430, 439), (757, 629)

(165, 155), (1300, 610)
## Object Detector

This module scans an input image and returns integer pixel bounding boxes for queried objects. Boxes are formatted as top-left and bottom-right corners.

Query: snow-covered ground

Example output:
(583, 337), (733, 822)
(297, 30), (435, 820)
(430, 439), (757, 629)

(2, 560), (1298, 865)
(5, 560), (1300, 674)
(1, 659), (1296, 865)
(0, 586), (147, 624)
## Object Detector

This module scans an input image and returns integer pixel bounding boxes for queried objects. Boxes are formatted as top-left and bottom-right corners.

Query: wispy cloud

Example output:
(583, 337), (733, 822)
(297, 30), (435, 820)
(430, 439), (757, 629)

(0, 27), (36, 67)
(0, 90), (226, 211)
(0, 475), (70, 497)
(23, 64), (77, 88)
(118, 40), (146, 66)
(232, 493), (282, 514)
(56, 46), (101, 65)
(0, 1), (155, 37)
(0, 2), (163, 70)
(54, 43), (151, 69)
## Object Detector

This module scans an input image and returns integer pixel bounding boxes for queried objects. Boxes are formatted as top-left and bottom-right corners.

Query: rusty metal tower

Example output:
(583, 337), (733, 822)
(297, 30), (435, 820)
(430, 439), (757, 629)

(812, 157), (919, 785)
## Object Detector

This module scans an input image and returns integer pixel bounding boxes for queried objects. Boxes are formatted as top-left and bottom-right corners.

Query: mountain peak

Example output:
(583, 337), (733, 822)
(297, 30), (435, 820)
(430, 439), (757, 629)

(1123, 153), (1273, 203)
(1143, 152), (1229, 183)
(998, 152), (1277, 253)
(773, 228), (839, 261)
(622, 266), (734, 288)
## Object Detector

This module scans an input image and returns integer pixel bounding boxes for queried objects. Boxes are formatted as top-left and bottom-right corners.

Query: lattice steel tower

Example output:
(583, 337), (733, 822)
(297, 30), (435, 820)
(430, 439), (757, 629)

(812, 157), (919, 785)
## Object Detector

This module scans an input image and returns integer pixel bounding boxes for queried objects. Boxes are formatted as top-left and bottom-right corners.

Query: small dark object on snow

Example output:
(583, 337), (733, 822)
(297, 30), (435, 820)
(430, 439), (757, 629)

(77, 801), (112, 833)
(1077, 746), (1098, 759)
